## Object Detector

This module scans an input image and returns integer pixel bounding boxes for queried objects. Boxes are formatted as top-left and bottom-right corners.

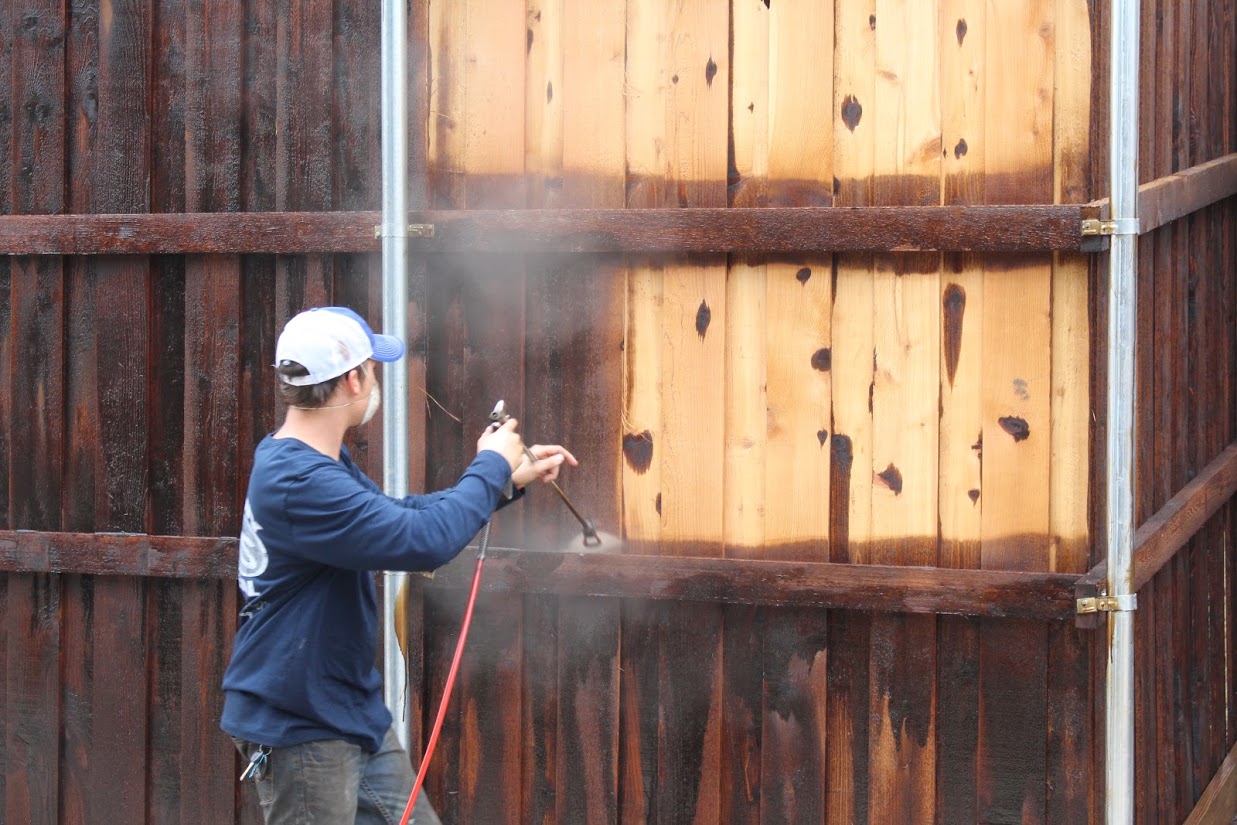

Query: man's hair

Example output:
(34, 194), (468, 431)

(275, 360), (368, 408)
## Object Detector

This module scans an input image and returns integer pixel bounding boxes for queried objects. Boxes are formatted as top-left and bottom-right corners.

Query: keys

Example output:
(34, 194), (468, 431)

(239, 746), (270, 782)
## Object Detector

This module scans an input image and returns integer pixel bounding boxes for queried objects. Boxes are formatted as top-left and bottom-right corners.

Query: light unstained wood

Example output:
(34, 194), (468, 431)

(722, 0), (771, 555)
(656, 0), (728, 557)
(621, 0), (666, 551)
(724, 262), (768, 551)
(730, 0), (769, 204)
(524, 0), (562, 209)
(979, 0), (1054, 572)
(831, 0), (877, 566)
(762, 0), (834, 554)
(938, 0), (985, 570)
(428, 0), (466, 208)
(1050, 0), (1092, 575)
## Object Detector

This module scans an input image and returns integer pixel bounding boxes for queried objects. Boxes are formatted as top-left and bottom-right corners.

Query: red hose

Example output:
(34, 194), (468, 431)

(398, 550), (486, 825)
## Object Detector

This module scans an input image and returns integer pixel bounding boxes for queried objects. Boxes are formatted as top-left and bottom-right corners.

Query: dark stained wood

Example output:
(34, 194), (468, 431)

(0, 531), (238, 578)
(1137, 153), (1237, 234)
(826, 610), (870, 825)
(1183, 740), (1237, 825)
(977, 620), (1048, 823)
(1079, 443), (1237, 601)
(0, 203), (1099, 255)
(0, 531), (1092, 620)
(60, 574), (148, 822)
(721, 605), (763, 824)
(935, 616), (979, 824)
(5, 7), (67, 822)
(9, 0), (67, 534)
(5, 574), (62, 825)
(758, 607), (828, 823)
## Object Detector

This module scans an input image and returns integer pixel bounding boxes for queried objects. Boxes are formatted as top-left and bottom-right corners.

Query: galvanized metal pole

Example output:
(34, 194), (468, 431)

(380, 0), (411, 752)
(1106, 0), (1140, 821)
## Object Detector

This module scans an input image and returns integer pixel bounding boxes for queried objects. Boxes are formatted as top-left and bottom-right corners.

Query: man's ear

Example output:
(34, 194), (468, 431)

(345, 366), (366, 396)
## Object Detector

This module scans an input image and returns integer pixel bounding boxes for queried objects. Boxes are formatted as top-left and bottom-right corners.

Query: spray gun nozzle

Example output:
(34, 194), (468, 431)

(581, 519), (602, 547)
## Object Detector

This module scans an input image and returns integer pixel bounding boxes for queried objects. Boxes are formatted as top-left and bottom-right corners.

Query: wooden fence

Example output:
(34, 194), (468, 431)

(0, 0), (1235, 823)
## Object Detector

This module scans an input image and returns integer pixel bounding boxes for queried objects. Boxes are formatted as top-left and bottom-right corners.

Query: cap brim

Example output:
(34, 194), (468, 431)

(370, 334), (405, 362)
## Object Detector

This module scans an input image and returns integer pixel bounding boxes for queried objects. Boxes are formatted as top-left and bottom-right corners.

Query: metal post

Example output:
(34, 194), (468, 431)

(1106, 0), (1140, 822)
(380, 0), (411, 752)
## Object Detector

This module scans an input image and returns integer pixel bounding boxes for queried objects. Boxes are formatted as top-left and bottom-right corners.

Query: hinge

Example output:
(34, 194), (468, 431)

(1080, 217), (1140, 236)
(374, 224), (437, 239)
(1080, 218), (1113, 236)
(1076, 593), (1138, 614)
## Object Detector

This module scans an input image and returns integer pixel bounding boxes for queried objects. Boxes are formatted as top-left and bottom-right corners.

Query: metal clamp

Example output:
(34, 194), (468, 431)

(1076, 593), (1138, 614)
(374, 224), (436, 239)
(1080, 217), (1140, 236)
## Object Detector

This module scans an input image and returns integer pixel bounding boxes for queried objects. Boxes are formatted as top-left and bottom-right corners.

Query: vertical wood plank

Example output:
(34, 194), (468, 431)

(451, 1), (527, 821)
(9, 0), (66, 535)
(6, 6), (65, 825)
(622, 0), (665, 557)
(746, 0), (834, 821)
(331, 0), (381, 480)
(723, 0), (769, 556)
(623, 0), (672, 821)
(762, 0), (834, 558)
(0, 0), (12, 533)
(422, 1), (469, 810)
(65, 0), (151, 534)
(866, 3), (941, 822)
(550, 1), (625, 822)
(5, 574), (62, 825)
(1046, 0), (1094, 822)
(828, 1), (876, 821)
(978, 1), (1055, 822)
(401, 0), (432, 767)
(722, 7), (769, 822)
(238, 0), (280, 507)
(659, 2), (727, 822)
(60, 575), (148, 823)
(274, 0), (333, 320)
(520, 11), (563, 821)
(149, 0), (188, 536)
(936, 0), (984, 821)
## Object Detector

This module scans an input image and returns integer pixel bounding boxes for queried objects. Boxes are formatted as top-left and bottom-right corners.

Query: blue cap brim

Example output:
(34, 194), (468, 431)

(371, 334), (405, 362)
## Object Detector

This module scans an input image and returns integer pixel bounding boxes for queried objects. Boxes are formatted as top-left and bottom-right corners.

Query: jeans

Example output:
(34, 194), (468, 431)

(233, 727), (442, 825)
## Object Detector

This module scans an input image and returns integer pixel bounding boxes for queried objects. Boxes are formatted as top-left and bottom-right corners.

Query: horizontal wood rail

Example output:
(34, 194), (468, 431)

(0, 204), (1099, 256)
(1076, 442), (1237, 627)
(1088, 153), (1237, 235)
(0, 530), (1082, 621)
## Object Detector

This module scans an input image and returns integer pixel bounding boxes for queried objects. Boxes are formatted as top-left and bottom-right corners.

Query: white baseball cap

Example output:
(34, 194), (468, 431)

(274, 307), (405, 386)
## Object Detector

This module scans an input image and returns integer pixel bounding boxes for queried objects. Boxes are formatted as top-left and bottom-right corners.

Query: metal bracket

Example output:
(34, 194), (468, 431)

(1077, 593), (1138, 614)
(1080, 217), (1140, 236)
(374, 224), (437, 239)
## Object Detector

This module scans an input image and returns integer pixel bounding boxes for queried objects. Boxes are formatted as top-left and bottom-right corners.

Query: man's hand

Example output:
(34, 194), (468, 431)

(477, 418), (524, 471)
(511, 444), (578, 488)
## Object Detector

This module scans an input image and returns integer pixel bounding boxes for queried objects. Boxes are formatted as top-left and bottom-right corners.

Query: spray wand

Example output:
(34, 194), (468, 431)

(488, 400), (601, 547)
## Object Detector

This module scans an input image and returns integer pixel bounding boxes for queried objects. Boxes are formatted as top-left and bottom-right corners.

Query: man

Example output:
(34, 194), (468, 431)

(222, 306), (574, 824)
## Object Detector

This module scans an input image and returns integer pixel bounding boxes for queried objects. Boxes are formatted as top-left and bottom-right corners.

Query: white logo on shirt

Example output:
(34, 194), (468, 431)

(238, 500), (269, 598)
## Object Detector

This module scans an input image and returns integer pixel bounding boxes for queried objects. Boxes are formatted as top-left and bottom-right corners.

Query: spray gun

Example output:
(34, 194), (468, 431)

(489, 400), (602, 547)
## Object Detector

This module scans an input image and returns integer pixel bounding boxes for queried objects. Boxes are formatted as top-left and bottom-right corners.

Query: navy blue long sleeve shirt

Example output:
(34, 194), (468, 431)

(221, 435), (515, 752)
